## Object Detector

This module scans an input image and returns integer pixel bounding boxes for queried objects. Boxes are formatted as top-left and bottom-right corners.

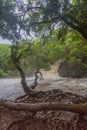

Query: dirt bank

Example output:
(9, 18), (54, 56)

(0, 67), (87, 130)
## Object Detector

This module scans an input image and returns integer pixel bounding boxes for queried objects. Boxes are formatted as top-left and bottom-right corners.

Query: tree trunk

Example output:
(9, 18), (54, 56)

(30, 69), (43, 89)
(78, 28), (87, 41)
(62, 17), (87, 41)
(11, 45), (33, 93)
(30, 70), (38, 89)
(0, 99), (87, 114)
(14, 63), (32, 93)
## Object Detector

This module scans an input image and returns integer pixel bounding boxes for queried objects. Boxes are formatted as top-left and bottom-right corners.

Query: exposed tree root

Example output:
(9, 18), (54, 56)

(0, 89), (87, 130)
(15, 89), (86, 103)
(15, 90), (37, 102)
(1, 99), (87, 114)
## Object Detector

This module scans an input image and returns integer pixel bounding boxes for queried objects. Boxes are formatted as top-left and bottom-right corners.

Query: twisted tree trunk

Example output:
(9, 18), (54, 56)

(14, 63), (32, 93)
(30, 69), (43, 89)
(11, 45), (33, 93)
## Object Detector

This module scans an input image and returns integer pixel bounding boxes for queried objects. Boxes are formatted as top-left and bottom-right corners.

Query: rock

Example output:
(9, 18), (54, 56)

(58, 61), (87, 78)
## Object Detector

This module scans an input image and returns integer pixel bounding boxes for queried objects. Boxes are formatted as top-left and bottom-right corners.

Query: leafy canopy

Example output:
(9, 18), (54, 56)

(23, 0), (87, 40)
(0, 0), (28, 40)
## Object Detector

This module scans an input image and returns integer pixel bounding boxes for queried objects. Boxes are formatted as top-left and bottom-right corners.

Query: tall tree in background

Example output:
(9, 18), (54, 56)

(0, 0), (20, 40)
(0, 0), (86, 41)
(0, 0), (87, 41)
(23, 0), (87, 40)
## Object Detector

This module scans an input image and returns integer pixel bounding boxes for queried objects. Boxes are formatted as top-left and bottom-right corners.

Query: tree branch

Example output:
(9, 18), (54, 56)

(25, 6), (45, 12)
(61, 17), (80, 31)
(31, 17), (60, 25)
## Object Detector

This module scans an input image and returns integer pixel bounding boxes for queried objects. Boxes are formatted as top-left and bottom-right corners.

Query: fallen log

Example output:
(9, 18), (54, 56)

(0, 99), (87, 114)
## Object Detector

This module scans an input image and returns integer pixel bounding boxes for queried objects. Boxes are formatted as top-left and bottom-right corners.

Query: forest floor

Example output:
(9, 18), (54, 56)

(0, 67), (87, 129)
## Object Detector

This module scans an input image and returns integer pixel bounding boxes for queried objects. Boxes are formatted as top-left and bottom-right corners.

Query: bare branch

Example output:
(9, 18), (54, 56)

(25, 6), (45, 12)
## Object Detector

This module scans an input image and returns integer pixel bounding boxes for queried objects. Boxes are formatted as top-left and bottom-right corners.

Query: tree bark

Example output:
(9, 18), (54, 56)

(61, 17), (87, 41)
(30, 69), (42, 89)
(78, 28), (87, 41)
(11, 46), (32, 93)
(14, 63), (32, 93)
(0, 99), (87, 114)
(30, 70), (38, 89)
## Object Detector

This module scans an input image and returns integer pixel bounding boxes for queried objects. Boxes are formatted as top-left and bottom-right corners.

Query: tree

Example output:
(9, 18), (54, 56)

(10, 41), (33, 93)
(10, 40), (57, 93)
(23, 0), (87, 40)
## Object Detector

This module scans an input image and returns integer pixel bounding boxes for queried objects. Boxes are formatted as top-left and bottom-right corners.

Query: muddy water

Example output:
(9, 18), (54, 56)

(0, 77), (34, 99)
(0, 73), (87, 99)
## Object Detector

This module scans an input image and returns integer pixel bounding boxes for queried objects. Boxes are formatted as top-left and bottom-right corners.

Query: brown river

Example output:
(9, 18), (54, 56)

(0, 70), (87, 99)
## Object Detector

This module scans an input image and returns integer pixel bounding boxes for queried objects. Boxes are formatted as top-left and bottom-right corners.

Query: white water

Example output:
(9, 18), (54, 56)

(0, 74), (87, 99)
(0, 77), (34, 99)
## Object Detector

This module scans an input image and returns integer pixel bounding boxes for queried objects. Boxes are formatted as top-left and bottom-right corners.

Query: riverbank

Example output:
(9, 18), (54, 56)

(0, 70), (87, 130)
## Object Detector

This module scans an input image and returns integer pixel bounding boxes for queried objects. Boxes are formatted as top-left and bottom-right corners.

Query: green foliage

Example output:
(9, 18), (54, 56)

(0, 69), (8, 77)
(0, 0), (87, 78)
(0, 0), (29, 40)
(52, 29), (87, 70)
(13, 29), (87, 74)
(25, 0), (87, 40)
(10, 38), (60, 75)
(0, 44), (11, 70)
(9, 28), (87, 77)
